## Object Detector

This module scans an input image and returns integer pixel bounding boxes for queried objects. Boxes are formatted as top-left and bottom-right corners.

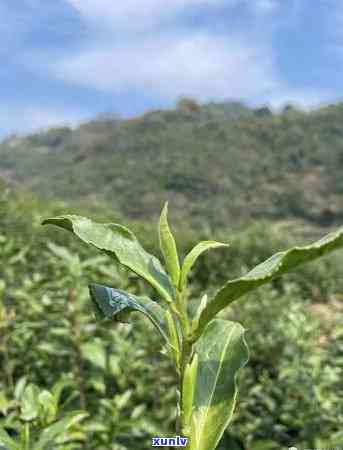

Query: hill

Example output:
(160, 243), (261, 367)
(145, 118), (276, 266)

(1, 100), (343, 229)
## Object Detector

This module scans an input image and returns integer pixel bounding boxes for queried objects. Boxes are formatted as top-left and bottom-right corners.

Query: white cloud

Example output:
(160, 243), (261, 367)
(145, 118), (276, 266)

(50, 33), (279, 102)
(63, 0), (283, 31)
(51, 0), (286, 105)
(7, 0), (329, 136)
(47, 1), (324, 110)
(0, 106), (89, 138)
(64, 0), (228, 30)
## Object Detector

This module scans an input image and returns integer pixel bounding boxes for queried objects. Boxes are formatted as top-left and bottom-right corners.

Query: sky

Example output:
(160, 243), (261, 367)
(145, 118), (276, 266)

(0, 0), (342, 138)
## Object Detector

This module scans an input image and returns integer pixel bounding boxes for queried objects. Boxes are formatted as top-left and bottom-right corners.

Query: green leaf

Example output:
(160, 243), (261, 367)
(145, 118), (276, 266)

(89, 283), (169, 344)
(189, 319), (249, 450)
(0, 392), (11, 415)
(192, 294), (208, 332)
(46, 242), (76, 264)
(179, 241), (229, 291)
(38, 390), (58, 424)
(42, 215), (175, 303)
(14, 377), (27, 401)
(165, 309), (181, 369)
(0, 427), (20, 450)
(20, 384), (40, 421)
(35, 411), (87, 450)
(50, 376), (73, 406)
(193, 226), (343, 340)
(159, 202), (180, 286)
(81, 340), (106, 370)
(182, 353), (198, 436)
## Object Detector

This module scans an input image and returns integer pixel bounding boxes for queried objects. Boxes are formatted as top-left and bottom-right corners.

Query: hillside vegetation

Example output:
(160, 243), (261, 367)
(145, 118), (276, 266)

(1, 100), (343, 229)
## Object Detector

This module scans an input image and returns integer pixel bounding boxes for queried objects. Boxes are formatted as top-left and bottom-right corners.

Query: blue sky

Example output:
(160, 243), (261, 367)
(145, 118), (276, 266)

(0, 0), (342, 138)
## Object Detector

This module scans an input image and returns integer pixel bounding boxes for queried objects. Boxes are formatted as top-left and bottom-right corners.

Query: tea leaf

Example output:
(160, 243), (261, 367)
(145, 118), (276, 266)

(192, 294), (208, 332)
(165, 309), (181, 367)
(42, 215), (175, 303)
(89, 283), (169, 344)
(35, 411), (87, 450)
(159, 202), (180, 286)
(0, 427), (20, 450)
(189, 319), (248, 450)
(182, 353), (198, 436)
(20, 384), (40, 421)
(180, 241), (229, 291)
(193, 226), (343, 340)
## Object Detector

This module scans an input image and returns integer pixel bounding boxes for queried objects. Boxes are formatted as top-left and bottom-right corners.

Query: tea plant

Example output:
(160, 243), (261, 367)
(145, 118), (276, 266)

(0, 377), (87, 450)
(229, 283), (343, 449)
(0, 231), (173, 449)
(41, 203), (343, 450)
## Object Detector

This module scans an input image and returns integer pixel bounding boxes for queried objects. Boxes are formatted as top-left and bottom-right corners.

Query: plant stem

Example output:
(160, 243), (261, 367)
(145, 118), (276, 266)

(174, 289), (192, 443)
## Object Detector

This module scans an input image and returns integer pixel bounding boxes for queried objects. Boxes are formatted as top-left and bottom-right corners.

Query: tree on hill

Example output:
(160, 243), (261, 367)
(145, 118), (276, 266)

(177, 97), (201, 113)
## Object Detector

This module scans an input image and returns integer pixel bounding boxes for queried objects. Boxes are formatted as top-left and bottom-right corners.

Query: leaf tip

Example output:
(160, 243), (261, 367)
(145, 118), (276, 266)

(40, 216), (74, 232)
(41, 218), (51, 226)
(161, 201), (169, 219)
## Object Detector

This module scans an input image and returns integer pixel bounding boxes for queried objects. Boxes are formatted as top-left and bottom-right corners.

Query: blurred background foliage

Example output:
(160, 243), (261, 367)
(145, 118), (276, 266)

(1, 100), (343, 448)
